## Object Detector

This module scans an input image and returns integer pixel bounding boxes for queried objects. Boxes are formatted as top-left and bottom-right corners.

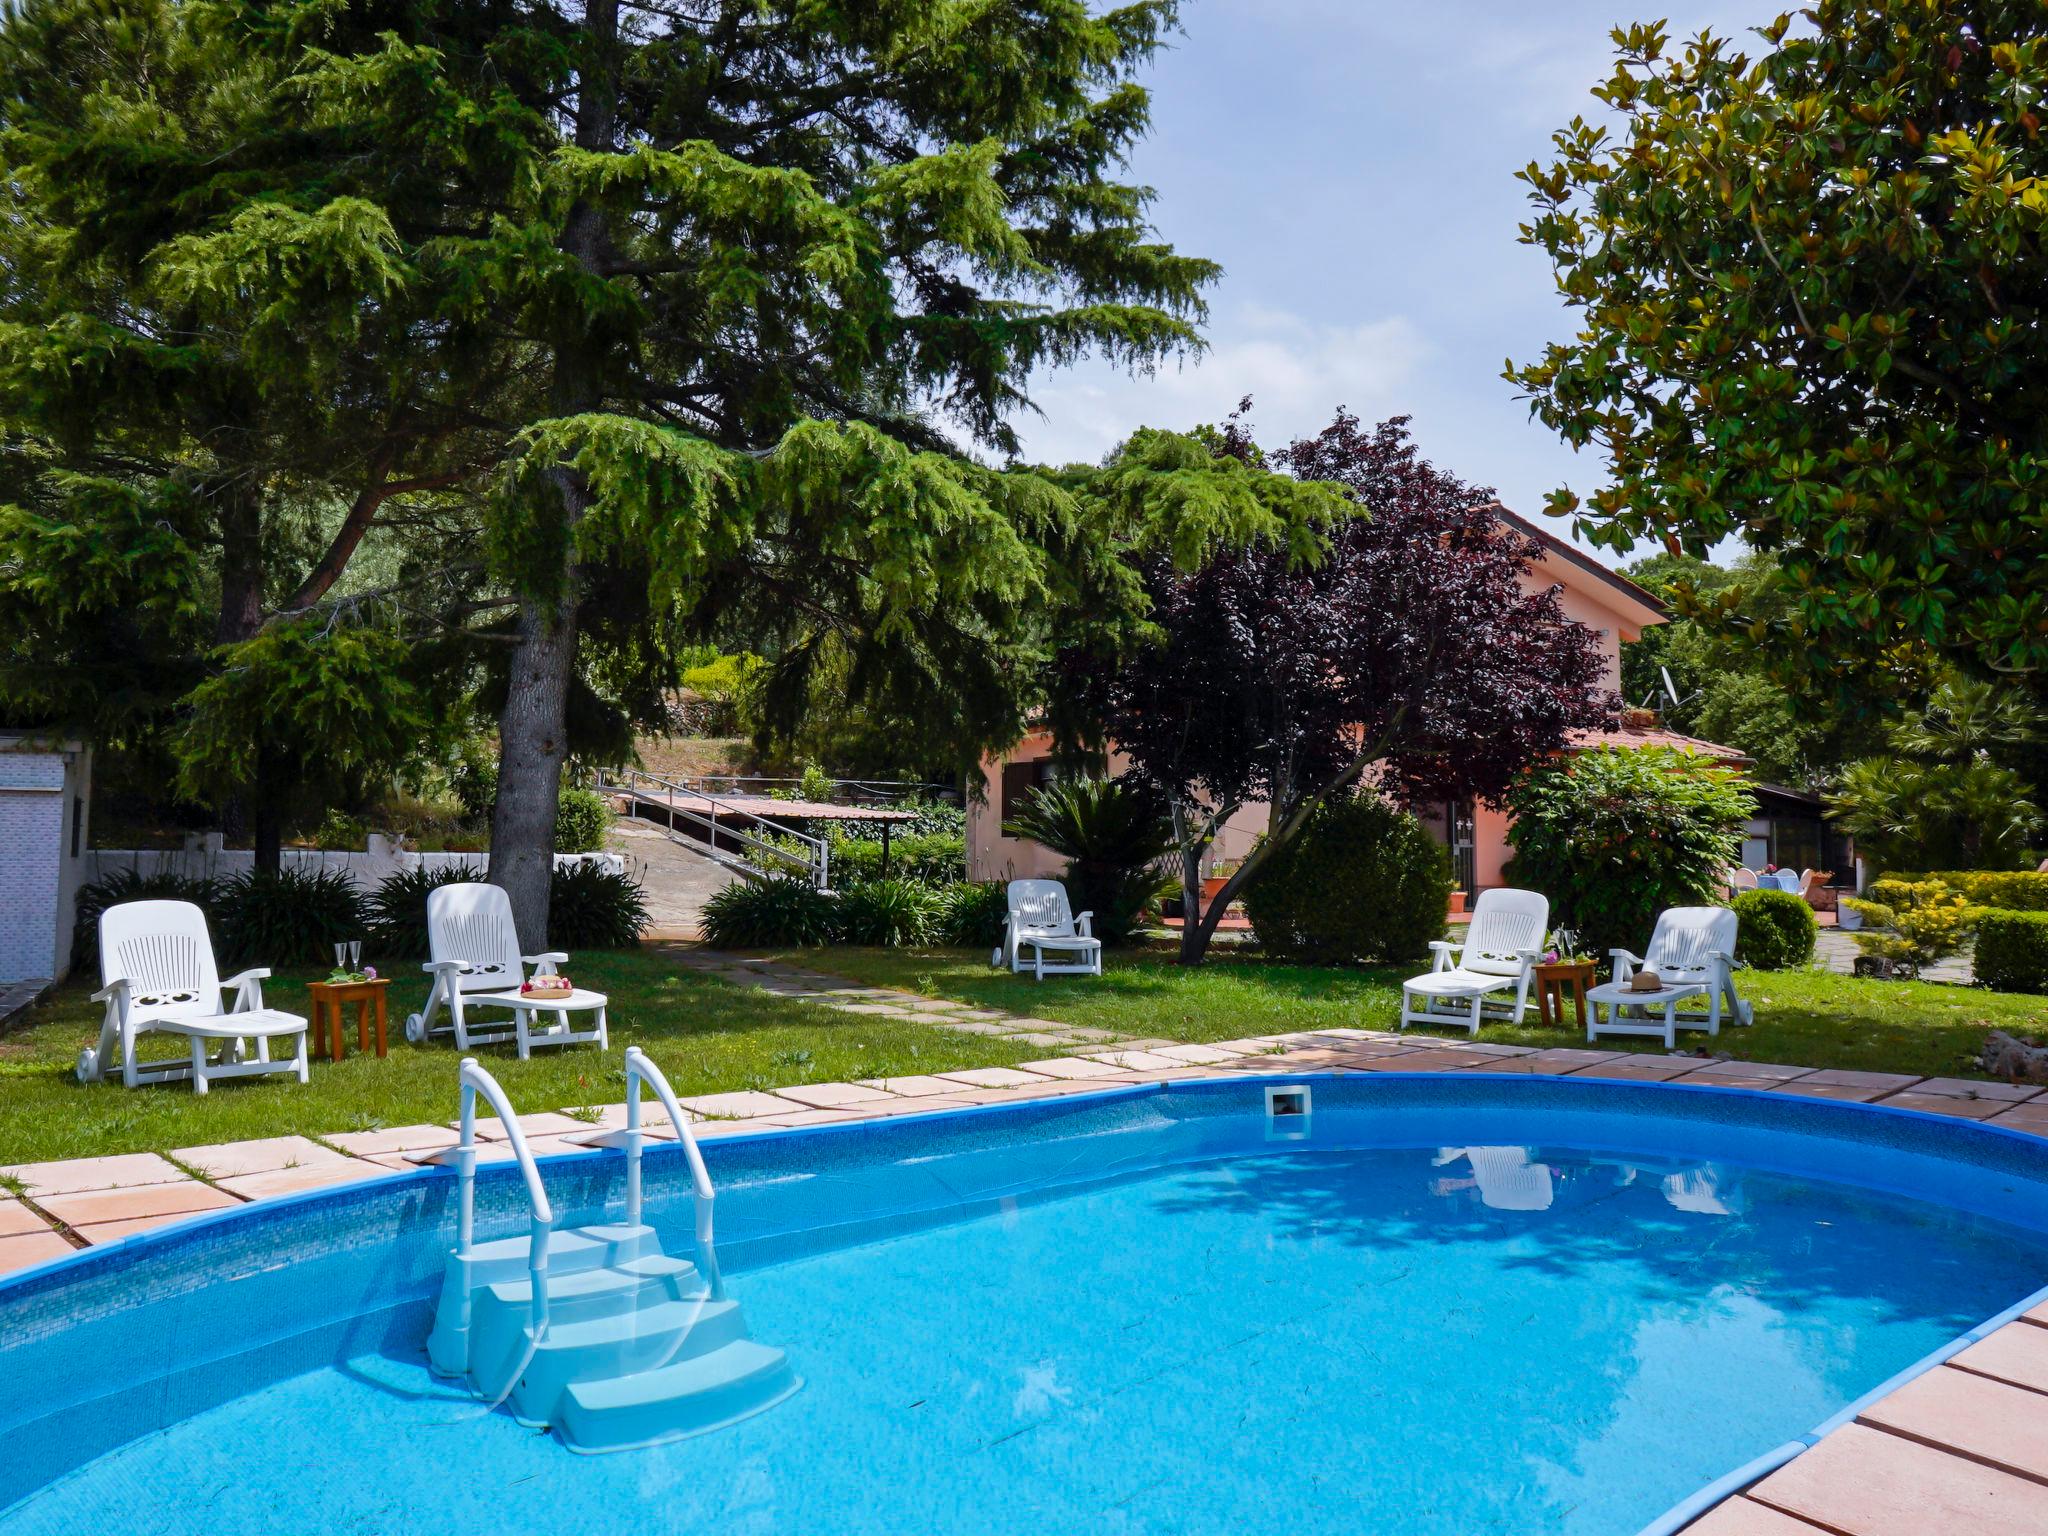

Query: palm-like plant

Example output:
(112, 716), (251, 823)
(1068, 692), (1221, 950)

(1002, 774), (1175, 945)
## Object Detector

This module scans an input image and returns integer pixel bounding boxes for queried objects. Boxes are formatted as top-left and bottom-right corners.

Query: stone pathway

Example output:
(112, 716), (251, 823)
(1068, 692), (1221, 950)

(5, 948), (2048, 1535)
(1814, 928), (1975, 984)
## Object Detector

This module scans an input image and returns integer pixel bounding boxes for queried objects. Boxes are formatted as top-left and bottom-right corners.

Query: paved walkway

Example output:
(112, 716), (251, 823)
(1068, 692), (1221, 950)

(4, 949), (2047, 1534)
(611, 818), (736, 940)
(1814, 928), (1976, 984)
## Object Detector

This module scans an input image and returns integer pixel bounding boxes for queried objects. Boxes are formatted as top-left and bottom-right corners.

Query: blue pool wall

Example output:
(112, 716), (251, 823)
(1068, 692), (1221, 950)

(5, 1072), (2048, 1509)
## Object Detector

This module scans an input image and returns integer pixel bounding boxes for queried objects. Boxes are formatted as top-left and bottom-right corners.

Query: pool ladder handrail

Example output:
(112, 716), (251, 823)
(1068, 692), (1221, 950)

(414, 1056), (556, 1333)
(566, 1045), (722, 1296)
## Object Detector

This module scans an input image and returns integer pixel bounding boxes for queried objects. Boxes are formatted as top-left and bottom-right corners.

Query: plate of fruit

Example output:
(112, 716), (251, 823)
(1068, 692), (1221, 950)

(521, 974), (573, 1001)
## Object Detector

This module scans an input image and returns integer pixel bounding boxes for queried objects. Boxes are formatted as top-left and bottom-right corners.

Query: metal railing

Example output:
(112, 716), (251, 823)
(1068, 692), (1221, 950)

(597, 767), (829, 888)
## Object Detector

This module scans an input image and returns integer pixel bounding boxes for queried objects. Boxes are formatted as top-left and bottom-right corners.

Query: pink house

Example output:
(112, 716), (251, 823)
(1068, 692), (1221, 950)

(967, 505), (1738, 901)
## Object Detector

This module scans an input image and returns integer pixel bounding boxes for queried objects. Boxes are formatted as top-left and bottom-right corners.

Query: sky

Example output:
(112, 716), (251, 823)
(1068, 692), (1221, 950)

(1009, 0), (1776, 566)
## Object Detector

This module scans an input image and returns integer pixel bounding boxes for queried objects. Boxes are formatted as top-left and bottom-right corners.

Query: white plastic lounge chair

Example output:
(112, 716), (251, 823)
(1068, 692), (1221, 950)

(405, 882), (609, 1059)
(1729, 867), (1759, 893)
(1400, 888), (1548, 1034)
(1585, 905), (1753, 1050)
(999, 879), (1103, 979)
(81, 899), (309, 1093)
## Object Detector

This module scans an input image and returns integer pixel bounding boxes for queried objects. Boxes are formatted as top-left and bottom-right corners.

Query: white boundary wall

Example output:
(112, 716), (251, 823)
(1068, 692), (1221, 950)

(85, 840), (625, 894)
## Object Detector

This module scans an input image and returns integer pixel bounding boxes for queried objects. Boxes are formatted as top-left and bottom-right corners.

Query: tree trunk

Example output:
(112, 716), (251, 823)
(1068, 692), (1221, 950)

(214, 476), (285, 872)
(487, 0), (620, 949)
(1174, 801), (1207, 966)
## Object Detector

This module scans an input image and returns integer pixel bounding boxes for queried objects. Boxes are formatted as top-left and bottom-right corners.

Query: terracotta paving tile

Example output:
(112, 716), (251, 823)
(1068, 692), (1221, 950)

(0, 1152), (190, 1196)
(1456, 1042), (1538, 1058)
(1018, 1056), (1128, 1080)
(1859, 1364), (2048, 1485)
(1771, 1080), (1893, 1103)
(1354, 1049), (1487, 1072)
(935, 1067), (1051, 1089)
(1077, 1050), (1186, 1070)
(324, 1124), (462, 1158)
(1750, 1422), (2048, 1536)
(1207, 1037), (1289, 1054)
(1149, 1043), (1245, 1065)
(1679, 1074), (1802, 1093)
(1879, 1091), (2007, 1121)
(0, 1229), (76, 1274)
(37, 1182), (239, 1227)
(1682, 1059), (1815, 1082)
(848, 1094), (981, 1116)
(171, 1135), (347, 1180)
(678, 1090), (802, 1119)
(1802, 1069), (1925, 1091)
(1988, 1103), (2048, 1135)
(1953, 1320), (2048, 1395)
(0, 1199), (55, 1238)
(1680, 1497), (1835, 1534)
(468, 1112), (596, 1141)
(771, 1081), (896, 1109)
(75, 1212), (214, 1245)
(1912, 1077), (2042, 1102)
(214, 1161), (399, 1201)
(1572, 1059), (1700, 1082)
(751, 1108), (872, 1128)
(552, 1105), (683, 1138)
(855, 1075), (970, 1098)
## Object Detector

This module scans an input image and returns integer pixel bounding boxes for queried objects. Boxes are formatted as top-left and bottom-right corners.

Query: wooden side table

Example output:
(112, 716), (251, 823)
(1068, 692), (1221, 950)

(306, 977), (392, 1063)
(1533, 961), (1597, 1028)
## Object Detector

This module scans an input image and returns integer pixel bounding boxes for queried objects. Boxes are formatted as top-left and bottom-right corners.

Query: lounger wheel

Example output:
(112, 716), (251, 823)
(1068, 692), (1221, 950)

(405, 1012), (425, 1043)
(989, 946), (1003, 969)
(76, 1046), (98, 1083)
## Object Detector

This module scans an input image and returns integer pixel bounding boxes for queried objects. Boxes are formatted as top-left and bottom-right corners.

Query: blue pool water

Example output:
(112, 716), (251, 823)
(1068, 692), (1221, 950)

(5, 1077), (2048, 1535)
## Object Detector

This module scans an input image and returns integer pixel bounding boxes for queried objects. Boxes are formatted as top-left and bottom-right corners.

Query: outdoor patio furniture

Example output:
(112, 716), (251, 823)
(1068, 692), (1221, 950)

(1399, 887), (1548, 1034)
(1797, 869), (1838, 913)
(1585, 906), (1753, 1050)
(1000, 878), (1103, 979)
(1729, 867), (1759, 894)
(1533, 958), (1596, 1028)
(80, 899), (310, 1092)
(405, 882), (609, 1058)
(307, 975), (392, 1062)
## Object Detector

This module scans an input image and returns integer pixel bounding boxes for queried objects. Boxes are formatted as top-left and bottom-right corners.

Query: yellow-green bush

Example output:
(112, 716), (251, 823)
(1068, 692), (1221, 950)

(1894, 870), (2048, 911)
(1842, 880), (1977, 972)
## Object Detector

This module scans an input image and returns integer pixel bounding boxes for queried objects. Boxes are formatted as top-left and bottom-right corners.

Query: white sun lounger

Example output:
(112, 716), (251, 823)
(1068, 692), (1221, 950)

(405, 882), (609, 1059)
(1400, 887), (1548, 1034)
(1585, 905), (1753, 1050)
(81, 899), (309, 1092)
(999, 879), (1103, 979)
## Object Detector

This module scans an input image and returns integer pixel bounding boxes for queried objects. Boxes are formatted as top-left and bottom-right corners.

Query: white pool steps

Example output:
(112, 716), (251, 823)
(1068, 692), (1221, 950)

(421, 1053), (798, 1452)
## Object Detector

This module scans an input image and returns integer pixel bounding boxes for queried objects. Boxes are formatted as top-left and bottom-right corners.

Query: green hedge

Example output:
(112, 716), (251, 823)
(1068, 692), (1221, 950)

(1731, 888), (1817, 970)
(1901, 870), (2048, 911)
(1975, 909), (2048, 994)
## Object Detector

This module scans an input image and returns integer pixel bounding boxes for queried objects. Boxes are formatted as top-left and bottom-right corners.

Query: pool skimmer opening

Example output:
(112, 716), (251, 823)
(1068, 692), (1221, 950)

(1265, 1085), (1312, 1138)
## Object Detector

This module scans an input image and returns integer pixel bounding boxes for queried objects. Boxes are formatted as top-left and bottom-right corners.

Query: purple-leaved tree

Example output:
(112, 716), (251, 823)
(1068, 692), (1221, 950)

(1063, 407), (1616, 965)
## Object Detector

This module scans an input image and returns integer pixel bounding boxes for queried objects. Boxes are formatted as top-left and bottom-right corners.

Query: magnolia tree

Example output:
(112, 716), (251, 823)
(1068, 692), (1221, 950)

(1512, 7), (2048, 698)
(1058, 411), (1616, 965)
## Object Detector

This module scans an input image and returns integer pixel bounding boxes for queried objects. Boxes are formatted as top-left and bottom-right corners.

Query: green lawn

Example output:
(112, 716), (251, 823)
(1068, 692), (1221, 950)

(768, 945), (2048, 1082)
(0, 947), (1037, 1166)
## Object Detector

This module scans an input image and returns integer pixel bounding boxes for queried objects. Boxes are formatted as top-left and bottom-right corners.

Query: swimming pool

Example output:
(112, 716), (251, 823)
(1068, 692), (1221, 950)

(5, 1074), (2048, 1535)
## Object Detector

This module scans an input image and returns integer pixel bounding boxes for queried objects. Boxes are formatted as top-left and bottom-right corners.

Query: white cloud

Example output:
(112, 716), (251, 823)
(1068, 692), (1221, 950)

(1009, 309), (1430, 468)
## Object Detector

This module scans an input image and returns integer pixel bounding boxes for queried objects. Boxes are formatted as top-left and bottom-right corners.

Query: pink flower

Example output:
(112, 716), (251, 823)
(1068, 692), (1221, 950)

(364, 965), (377, 980)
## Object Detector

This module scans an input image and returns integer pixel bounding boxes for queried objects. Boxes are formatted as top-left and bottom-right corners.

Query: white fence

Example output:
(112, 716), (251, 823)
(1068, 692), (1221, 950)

(85, 838), (625, 894)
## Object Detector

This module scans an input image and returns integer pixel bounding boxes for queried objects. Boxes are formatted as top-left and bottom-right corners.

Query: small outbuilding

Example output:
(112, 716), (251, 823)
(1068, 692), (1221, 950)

(0, 733), (92, 991)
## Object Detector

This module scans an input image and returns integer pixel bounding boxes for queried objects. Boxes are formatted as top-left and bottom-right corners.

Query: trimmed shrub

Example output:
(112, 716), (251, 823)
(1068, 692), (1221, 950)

(1842, 880), (1977, 973)
(834, 879), (940, 947)
(938, 881), (1010, 948)
(214, 867), (368, 964)
(368, 863), (485, 957)
(1504, 745), (1755, 958)
(1975, 910), (2048, 994)
(701, 876), (838, 948)
(548, 860), (648, 949)
(71, 868), (223, 971)
(1906, 870), (2048, 911)
(1731, 888), (1817, 971)
(554, 786), (613, 853)
(1243, 795), (1453, 965)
